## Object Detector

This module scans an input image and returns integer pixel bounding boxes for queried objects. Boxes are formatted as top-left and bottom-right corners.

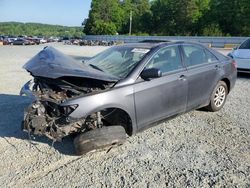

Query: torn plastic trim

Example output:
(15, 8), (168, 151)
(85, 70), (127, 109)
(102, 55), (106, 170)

(19, 80), (36, 100)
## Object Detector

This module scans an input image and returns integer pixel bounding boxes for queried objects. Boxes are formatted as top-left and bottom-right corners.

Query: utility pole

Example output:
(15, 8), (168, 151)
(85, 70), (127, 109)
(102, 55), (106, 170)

(129, 10), (132, 35)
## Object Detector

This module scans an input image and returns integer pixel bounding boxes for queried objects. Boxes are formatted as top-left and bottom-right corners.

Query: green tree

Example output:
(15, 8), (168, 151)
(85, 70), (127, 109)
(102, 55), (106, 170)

(83, 0), (250, 36)
(150, 0), (211, 35)
(129, 0), (152, 34)
(203, 0), (250, 36)
(0, 22), (83, 37)
(84, 0), (124, 34)
(241, 0), (250, 35)
(84, 0), (151, 35)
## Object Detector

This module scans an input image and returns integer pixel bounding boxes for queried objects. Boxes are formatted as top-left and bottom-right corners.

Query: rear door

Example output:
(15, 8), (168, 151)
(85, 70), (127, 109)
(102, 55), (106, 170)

(181, 44), (221, 110)
(134, 45), (188, 130)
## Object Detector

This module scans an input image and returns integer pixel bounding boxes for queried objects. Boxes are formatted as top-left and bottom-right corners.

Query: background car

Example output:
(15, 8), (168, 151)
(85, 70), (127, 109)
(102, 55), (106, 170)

(13, 38), (32, 45)
(228, 38), (250, 73)
(39, 38), (47, 44)
(26, 37), (40, 45)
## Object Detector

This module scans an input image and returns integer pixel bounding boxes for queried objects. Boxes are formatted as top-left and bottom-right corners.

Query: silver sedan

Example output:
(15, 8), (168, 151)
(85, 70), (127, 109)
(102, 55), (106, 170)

(228, 38), (250, 73)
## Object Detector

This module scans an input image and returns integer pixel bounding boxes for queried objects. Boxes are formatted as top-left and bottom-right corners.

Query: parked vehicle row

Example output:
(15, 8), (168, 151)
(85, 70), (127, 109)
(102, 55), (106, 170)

(0, 35), (59, 45)
(79, 40), (118, 46)
(62, 39), (121, 46)
(12, 38), (34, 45)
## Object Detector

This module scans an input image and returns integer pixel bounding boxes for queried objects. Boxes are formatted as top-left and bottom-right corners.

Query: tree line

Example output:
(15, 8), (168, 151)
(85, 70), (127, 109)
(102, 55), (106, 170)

(83, 0), (250, 36)
(0, 22), (83, 38)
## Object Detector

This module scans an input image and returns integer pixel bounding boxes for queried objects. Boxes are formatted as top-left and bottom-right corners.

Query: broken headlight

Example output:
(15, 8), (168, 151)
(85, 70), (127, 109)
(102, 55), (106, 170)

(45, 101), (78, 117)
(59, 104), (78, 116)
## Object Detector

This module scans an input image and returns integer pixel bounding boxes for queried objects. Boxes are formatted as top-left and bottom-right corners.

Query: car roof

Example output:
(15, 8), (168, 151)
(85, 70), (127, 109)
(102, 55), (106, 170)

(123, 40), (208, 48)
(119, 41), (226, 60)
(119, 40), (204, 49)
(119, 42), (162, 49)
(121, 40), (186, 49)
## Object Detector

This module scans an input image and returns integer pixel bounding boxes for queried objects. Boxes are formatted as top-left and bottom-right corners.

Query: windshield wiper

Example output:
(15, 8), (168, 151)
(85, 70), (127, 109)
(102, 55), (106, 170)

(89, 64), (104, 72)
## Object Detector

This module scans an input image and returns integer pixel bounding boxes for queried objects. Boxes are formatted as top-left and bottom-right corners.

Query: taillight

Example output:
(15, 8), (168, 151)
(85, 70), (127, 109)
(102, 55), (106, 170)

(232, 60), (237, 70)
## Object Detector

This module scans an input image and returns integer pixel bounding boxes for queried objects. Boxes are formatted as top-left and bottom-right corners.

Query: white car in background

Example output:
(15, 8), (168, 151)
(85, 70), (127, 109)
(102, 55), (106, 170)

(228, 38), (250, 73)
(39, 38), (47, 44)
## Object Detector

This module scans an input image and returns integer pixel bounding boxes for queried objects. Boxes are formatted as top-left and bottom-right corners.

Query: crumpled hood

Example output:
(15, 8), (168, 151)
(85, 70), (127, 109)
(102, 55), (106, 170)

(233, 49), (250, 59)
(23, 46), (119, 82)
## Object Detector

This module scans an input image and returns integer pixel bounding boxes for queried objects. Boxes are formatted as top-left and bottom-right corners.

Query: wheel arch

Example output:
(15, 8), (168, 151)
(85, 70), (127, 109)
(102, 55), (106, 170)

(86, 107), (134, 136)
(101, 107), (133, 136)
(221, 77), (231, 93)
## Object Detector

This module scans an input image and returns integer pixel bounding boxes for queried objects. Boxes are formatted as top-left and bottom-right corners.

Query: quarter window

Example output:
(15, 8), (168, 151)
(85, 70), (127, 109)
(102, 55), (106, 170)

(146, 46), (183, 73)
(205, 49), (218, 62)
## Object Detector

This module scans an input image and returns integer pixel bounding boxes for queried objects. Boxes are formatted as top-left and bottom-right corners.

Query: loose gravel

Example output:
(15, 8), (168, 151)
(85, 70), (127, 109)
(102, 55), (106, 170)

(0, 43), (249, 187)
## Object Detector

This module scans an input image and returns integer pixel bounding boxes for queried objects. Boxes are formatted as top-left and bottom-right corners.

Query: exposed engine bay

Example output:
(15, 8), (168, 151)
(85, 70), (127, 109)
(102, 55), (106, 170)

(22, 76), (115, 141)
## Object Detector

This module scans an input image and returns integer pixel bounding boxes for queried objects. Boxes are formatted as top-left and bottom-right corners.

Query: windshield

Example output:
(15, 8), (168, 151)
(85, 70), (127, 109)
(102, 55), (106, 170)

(85, 46), (150, 78)
(239, 39), (250, 49)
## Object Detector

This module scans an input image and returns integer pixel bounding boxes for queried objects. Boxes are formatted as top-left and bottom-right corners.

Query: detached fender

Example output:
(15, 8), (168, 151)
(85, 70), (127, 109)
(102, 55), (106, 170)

(61, 86), (137, 134)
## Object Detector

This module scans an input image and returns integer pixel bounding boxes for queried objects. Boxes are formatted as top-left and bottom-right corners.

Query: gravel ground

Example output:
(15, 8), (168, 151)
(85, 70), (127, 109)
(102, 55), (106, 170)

(0, 43), (249, 187)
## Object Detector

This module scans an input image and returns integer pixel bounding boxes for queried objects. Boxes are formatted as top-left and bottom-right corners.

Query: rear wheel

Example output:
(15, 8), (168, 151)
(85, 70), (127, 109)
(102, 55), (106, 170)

(206, 81), (228, 112)
(74, 126), (126, 155)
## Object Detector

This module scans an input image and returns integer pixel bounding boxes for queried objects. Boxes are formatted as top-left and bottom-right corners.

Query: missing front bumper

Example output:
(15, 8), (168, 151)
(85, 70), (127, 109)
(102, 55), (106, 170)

(22, 101), (84, 141)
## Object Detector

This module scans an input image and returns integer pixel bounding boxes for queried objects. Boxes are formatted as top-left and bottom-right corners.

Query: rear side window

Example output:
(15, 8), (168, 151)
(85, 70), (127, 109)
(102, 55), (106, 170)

(146, 45), (183, 73)
(182, 45), (209, 66)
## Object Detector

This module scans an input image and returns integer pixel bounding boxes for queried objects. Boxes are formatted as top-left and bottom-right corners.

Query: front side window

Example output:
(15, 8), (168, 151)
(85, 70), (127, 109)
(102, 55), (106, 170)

(145, 45), (183, 73)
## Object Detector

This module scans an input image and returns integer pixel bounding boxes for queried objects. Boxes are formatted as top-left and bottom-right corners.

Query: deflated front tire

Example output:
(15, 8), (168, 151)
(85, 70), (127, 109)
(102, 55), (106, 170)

(74, 126), (127, 155)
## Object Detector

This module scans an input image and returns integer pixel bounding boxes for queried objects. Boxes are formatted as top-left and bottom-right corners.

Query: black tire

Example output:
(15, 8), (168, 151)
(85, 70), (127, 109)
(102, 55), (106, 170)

(206, 81), (228, 112)
(74, 126), (126, 155)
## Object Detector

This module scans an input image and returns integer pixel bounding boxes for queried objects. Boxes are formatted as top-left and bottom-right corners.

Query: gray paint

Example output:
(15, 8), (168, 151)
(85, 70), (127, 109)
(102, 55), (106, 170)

(59, 42), (237, 134)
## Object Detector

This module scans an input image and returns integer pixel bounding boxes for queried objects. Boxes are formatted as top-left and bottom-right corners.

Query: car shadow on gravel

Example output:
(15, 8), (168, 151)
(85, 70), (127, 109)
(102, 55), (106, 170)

(0, 94), (76, 155)
(237, 72), (250, 78)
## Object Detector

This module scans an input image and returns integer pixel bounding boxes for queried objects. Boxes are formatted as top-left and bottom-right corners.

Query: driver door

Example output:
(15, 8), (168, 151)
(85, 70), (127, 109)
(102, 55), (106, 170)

(134, 45), (188, 131)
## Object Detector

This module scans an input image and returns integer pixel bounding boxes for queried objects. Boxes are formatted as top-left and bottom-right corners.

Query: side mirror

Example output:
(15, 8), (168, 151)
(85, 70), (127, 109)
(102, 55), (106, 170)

(141, 68), (162, 80)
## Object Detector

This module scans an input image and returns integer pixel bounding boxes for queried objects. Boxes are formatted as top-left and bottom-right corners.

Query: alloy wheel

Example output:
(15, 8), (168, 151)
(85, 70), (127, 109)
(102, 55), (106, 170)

(214, 86), (226, 107)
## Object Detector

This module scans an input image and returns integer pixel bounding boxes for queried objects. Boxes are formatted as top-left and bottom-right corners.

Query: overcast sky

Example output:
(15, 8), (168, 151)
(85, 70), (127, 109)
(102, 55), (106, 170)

(0, 0), (92, 26)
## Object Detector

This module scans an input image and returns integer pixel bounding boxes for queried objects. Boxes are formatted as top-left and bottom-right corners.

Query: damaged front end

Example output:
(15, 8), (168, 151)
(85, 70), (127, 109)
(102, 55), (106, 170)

(22, 100), (82, 141)
(21, 47), (118, 141)
(21, 76), (113, 141)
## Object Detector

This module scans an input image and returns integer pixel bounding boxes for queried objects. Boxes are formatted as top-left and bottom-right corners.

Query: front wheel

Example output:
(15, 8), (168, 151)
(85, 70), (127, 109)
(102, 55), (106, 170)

(74, 126), (126, 155)
(206, 81), (228, 112)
